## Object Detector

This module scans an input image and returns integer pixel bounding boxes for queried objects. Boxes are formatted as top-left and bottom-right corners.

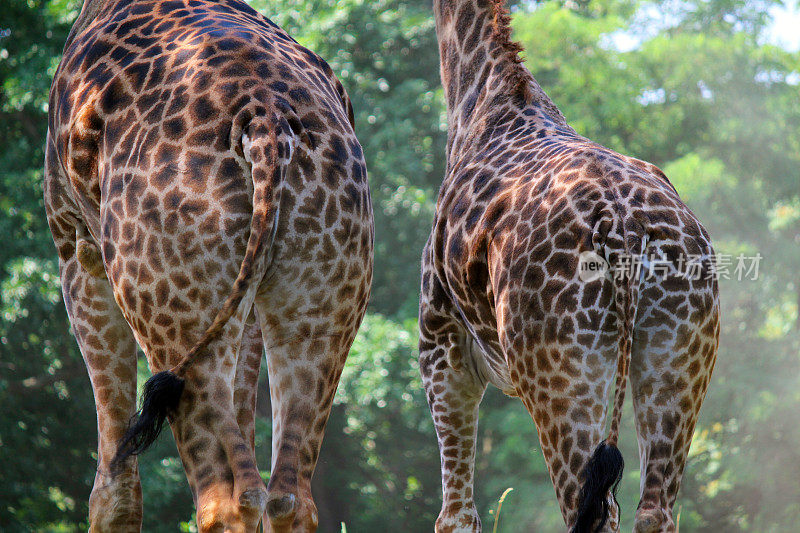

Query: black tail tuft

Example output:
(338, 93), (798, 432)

(111, 371), (185, 473)
(572, 441), (624, 533)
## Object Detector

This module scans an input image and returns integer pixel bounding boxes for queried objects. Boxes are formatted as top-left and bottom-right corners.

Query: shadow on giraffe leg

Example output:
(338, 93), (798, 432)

(142, 336), (268, 533)
(255, 307), (355, 532)
(88, 460), (142, 533)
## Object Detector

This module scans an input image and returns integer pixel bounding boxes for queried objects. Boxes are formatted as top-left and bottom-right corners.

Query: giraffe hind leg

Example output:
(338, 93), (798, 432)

(495, 297), (621, 532)
(166, 333), (267, 533)
(234, 313), (264, 458)
(255, 309), (354, 532)
(253, 265), (372, 533)
(57, 226), (142, 532)
(630, 279), (719, 533)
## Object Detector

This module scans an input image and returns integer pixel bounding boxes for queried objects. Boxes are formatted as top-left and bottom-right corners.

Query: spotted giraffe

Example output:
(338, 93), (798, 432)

(419, 1), (719, 531)
(44, 0), (373, 531)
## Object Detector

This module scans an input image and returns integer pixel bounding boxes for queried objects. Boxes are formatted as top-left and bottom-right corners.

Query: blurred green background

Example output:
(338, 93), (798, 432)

(1, 0), (799, 531)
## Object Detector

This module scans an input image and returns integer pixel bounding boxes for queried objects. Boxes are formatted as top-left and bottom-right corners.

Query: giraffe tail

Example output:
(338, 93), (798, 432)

(572, 225), (646, 533)
(111, 112), (296, 471)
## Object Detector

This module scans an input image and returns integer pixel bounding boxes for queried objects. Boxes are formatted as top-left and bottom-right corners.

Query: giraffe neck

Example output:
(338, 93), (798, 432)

(433, 0), (526, 105)
(433, 0), (570, 161)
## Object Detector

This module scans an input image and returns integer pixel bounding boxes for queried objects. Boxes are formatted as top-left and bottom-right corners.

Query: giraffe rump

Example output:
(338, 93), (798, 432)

(573, 221), (644, 531)
(110, 113), (295, 471)
(111, 370), (185, 471)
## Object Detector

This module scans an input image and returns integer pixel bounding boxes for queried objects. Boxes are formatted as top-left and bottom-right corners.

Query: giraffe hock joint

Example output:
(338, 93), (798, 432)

(111, 370), (185, 471)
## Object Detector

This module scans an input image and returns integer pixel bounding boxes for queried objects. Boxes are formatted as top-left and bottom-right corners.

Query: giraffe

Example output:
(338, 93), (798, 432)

(419, 1), (719, 531)
(44, 0), (373, 531)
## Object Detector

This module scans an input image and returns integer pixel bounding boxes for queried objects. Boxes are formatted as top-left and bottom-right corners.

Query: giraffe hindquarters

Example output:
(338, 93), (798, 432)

(104, 265), (268, 532)
(629, 276), (719, 533)
(57, 236), (142, 532)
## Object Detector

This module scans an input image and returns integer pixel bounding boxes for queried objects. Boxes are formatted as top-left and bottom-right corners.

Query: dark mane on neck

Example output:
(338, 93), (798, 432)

(488, 0), (531, 97)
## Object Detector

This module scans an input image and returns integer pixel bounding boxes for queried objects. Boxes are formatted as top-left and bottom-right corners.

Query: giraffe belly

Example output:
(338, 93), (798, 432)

(452, 316), (516, 396)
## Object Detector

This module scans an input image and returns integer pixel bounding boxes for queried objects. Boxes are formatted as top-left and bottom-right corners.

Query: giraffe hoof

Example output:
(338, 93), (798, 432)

(435, 507), (481, 533)
(239, 488), (268, 514)
(634, 508), (666, 533)
(266, 493), (296, 523)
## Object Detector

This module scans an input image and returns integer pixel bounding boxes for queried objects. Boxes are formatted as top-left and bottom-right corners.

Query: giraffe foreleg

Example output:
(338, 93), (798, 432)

(420, 314), (487, 533)
(234, 313), (264, 455)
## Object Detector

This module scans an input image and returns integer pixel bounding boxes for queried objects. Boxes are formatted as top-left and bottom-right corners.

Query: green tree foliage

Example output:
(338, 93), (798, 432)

(1, 1), (95, 531)
(0, 0), (798, 531)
